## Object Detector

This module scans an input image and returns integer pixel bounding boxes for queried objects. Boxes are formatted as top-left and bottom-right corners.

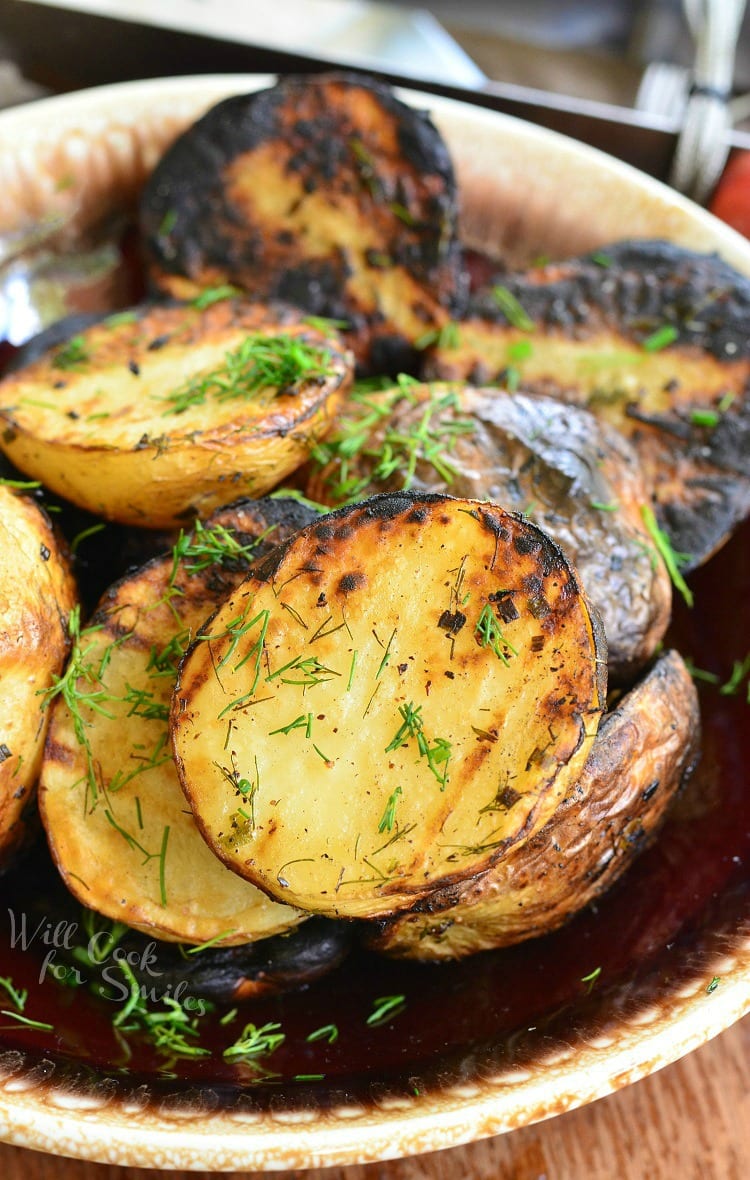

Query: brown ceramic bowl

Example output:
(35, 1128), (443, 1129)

(0, 76), (748, 1171)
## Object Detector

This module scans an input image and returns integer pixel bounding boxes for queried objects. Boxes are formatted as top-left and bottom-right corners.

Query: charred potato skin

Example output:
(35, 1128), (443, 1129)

(140, 73), (466, 374)
(39, 497), (317, 943)
(0, 486), (77, 870)
(427, 240), (750, 569)
(172, 491), (607, 920)
(0, 299), (353, 528)
(109, 917), (353, 1003)
(304, 383), (672, 682)
(364, 649), (700, 960)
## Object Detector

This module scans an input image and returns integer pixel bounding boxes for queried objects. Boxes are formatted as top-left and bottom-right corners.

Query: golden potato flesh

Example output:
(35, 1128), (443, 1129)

(39, 499), (311, 944)
(364, 649), (700, 959)
(0, 300), (353, 528)
(0, 485), (76, 870)
(140, 73), (465, 374)
(172, 492), (606, 920)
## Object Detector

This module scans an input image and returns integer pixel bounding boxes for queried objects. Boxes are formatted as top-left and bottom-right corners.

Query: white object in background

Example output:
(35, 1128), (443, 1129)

(670, 0), (747, 201)
(14, 0), (486, 87)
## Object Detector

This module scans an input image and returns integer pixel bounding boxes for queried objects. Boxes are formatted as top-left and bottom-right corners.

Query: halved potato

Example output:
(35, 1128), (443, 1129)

(364, 649), (700, 959)
(427, 240), (750, 568)
(305, 382), (672, 682)
(39, 497), (317, 944)
(0, 485), (77, 870)
(140, 73), (465, 374)
(172, 492), (606, 920)
(0, 299), (353, 527)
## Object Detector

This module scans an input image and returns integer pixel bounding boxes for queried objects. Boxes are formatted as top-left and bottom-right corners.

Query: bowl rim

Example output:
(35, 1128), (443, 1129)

(0, 72), (749, 1172)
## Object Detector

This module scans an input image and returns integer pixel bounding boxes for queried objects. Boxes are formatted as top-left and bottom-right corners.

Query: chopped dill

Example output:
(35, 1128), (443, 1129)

(491, 285), (535, 331)
(160, 333), (334, 415)
(52, 335), (90, 371)
(223, 1021), (285, 1062)
(642, 324), (679, 352)
(640, 505), (693, 607)
(366, 994), (406, 1027)
(475, 602), (519, 667)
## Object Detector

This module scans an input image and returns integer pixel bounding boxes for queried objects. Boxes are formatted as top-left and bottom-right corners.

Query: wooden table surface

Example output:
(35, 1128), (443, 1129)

(0, 1017), (747, 1180)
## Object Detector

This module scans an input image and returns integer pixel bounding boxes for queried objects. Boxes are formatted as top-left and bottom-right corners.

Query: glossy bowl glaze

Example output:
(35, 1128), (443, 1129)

(0, 75), (748, 1172)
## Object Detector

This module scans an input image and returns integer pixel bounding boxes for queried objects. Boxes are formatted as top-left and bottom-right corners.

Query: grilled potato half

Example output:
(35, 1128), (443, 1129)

(0, 485), (77, 870)
(172, 492), (606, 920)
(0, 300), (353, 528)
(427, 240), (750, 568)
(140, 73), (465, 374)
(365, 649), (700, 959)
(305, 382), (672, 682)
(39, 498), (317, 944)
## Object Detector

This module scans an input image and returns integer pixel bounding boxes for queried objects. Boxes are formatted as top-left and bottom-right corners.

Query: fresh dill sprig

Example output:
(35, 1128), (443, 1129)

(311, 384), (474, 505)
(0, 975), (27, 1012)
(160, 333), (334, 415)
(306, 1023), (339, 1044)
(52, 335), (90, 371)
(385, 701), (451, 790)
(491, 285), (535, 331)
(366, 995), (406, 1027)
(475, 602), (519, 667)
(640, 505), (693, 607)
(39, 605), (117, 806)
(223, 1021), (285, 1062)
(190, 284), (242, 309)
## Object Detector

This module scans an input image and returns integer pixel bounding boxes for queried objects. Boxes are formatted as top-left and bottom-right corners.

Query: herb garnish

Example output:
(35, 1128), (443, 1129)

(0, 975), (27, 1011)
(491, 285), (535, 331)
(190, 284), (242, 309)
(385, 701), (451, 789)
(52, 335), (90, 371)
(160, 333), (334, 415)
(640, 505), (693, 607)
(366, 994), (406, 1026)
(223, 1021), (285, 1062)
(306, 1023), (339, 1044)
(720, 652), (750, 700)
(581, 966), (602, 993)
(642, 324), (679, 352)
(311, 383), (474, 505)
(475, 602), (518, 666)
